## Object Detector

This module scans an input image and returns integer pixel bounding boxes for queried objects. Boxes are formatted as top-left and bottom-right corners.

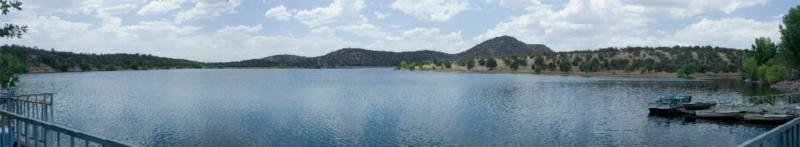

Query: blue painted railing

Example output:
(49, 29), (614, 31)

(0, 93), (54, 122)
(0, 93), (132, 147)
(739, 118), (800, 147)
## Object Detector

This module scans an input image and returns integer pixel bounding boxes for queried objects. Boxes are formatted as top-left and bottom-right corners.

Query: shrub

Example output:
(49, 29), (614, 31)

(677, 63), (697, 78)
(742, 56), (759, 80)
(486, 58), (497, 70)
(533, 65), (542, 74)
(763, 65), (787, 83)
(0, 53), (26, 89)
(466, 59), (475, 70)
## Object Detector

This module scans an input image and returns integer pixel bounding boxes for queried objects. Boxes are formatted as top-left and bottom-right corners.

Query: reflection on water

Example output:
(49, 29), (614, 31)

(13, 68), (778, 146)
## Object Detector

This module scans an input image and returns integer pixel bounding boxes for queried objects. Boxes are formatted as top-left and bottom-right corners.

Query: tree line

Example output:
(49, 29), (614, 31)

(404, 45), (744, 77)
(0, 45), (205, 72)
(741, 5), (800, 84)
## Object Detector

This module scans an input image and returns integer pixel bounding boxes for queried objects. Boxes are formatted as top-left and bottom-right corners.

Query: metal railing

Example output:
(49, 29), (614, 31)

(0, 111), (133, 147)
(0, 93), (54, 122)
(739, 118), (800, 147)
(0, 93), (132, 147)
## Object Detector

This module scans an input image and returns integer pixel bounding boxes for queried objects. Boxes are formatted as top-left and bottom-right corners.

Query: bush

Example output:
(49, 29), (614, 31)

(742, 56), (759, 80)
(559, 61), (572, 73)
(466, 59), (475, 70)
(763, 65), (787, 83)
(533, 65), (542, 74)
(486, 58), (497, 70)
(677, 63), (697, 78)
(0, 53), (26, 89)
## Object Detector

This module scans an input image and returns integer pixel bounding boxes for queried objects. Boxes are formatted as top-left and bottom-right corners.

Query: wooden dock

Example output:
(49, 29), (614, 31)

(650, 104), (800, 124)
(650, 93), (800, 124)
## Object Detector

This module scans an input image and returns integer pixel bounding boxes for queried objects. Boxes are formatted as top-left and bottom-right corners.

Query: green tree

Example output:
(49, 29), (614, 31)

(559, 61), (572, 73)
(466, 59), (475, 70)
(742, 56), (759, 80)
(781, 5), (800, 71)
(677, 63), (697, 78)
(533, 56), (544, 67)
(0, 0), (26, 39)
(478, 58), (487, 66)
(579, 61), (592, 73)
(0, 53), (25, 89)
(533, 65), (543, 74)
(762, 64), (787, 83)
(752, 37), (778, 65)
(486, 58), (497, 70)
(0, 0), (26, 89)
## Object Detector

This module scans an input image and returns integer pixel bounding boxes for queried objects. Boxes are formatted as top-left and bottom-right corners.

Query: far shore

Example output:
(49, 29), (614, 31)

(414, 64), (741, 79)
(24, 65), (742, 80)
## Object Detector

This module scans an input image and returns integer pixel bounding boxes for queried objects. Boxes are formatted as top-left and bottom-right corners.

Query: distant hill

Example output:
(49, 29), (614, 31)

(316, 48), (454, 67)
(212, 54), (314, 68)
(0, 45), (203, 72)
(457, 36), (553, 57)
(218, 36), (551, 68)
(215, 48), (454, 68)
(413, 46), (746, 75)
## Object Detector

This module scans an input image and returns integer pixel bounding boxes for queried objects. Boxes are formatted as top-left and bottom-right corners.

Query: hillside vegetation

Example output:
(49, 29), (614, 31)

(213, 48), (455, 68)
(215, 36), (554, 68)
(404, 37), (746, 77)
(740, 5), (800, 89)
(0, 45), (204, 73)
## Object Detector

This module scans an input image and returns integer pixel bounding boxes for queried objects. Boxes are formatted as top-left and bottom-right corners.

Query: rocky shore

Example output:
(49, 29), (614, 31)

(771, 80), (800, 92)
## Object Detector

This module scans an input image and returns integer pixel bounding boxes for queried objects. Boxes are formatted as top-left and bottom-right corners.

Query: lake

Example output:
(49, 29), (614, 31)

(12, 68), (780, 146)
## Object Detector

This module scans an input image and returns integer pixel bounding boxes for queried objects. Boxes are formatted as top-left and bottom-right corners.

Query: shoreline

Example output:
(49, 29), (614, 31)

(25, 65), (742, 80)
(414, 66), (741, 79)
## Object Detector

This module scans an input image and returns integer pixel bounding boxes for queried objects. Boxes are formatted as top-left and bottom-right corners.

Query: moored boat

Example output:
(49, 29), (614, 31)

(653, 95), (692, 106)
(683, 102), (717, 110)
(743, 113), (795, 124)
(648, 106), (675, 115)
(694, 110), (742, 119)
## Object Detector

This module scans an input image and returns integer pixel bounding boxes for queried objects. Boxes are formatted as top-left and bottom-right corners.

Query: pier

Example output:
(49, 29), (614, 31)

(649, 92), (800, 146)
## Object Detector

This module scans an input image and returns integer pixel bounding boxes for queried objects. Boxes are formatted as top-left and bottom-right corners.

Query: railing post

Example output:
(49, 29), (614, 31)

(57, 132), (61, 147)
(44, 127), (48, 147)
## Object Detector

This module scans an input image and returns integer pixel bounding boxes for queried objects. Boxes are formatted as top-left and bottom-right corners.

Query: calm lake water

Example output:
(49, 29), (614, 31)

(13, 68), (781, 146)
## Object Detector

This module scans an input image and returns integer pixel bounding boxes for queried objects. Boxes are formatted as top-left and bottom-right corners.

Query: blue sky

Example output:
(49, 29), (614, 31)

(0, 0), (798, 62)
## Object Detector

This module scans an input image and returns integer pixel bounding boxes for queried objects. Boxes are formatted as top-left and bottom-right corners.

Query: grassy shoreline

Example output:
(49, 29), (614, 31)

(415, 64), (741, 79)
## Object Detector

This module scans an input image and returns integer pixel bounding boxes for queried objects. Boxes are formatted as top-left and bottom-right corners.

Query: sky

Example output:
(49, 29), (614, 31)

(0, 0), (798, 62)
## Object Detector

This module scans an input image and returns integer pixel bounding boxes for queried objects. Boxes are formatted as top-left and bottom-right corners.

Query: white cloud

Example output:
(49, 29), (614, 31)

(175, 0), (242, 23)
(310, 26), (336, 36)
(337, 23), (388, 38)
(373, 11), (390, 20)
(0, 14), (359, 62)
(477, 0), (774, 51)
(670, 18), (780, 49)
(390, 0), (469, 22)
(264, 5), (292, 21)
(293, 0), (366, 28)
(366, 27), (468, 52)
(137, 0), (186, 15)
(621, 0), (768, 18)
(490, 0), (543, 10)
(97, 4), (138, 15)
(21, 0), (146, 15)
(4, 0), (787, 62)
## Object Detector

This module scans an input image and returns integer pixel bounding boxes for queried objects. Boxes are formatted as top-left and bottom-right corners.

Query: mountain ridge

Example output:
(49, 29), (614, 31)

(216, 36), (552, 68)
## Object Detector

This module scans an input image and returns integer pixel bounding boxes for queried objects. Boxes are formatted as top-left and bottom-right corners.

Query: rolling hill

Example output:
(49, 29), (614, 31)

(217, 36), (552, 68)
